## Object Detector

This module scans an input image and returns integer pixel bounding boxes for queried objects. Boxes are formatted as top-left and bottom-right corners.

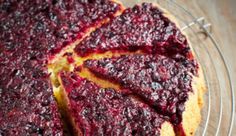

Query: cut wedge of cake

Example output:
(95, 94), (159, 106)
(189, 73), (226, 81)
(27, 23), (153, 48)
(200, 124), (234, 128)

(84, 54), (192, 124)
(74, 3), (197, 74)
(83, 54), (205, 135)
(59, 71), (175, 136)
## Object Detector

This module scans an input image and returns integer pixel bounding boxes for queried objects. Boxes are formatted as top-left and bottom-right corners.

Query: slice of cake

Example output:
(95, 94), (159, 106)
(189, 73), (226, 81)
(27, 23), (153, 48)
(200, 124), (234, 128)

(59, 71), (175, 136)
(84, 54), (191, 124)
(83, 54), (204, 136)
(82, 55), (204, 136)
(74, 3), (197, 75)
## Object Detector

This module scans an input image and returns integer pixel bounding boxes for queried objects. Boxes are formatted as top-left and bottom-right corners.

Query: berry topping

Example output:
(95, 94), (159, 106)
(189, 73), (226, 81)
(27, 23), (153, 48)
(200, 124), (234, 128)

(85, 54), (193, 124)
(60, 72), (168, 136)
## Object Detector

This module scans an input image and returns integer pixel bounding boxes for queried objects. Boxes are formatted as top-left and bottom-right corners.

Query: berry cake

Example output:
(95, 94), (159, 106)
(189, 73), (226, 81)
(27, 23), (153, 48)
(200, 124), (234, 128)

(0, 0), (205, 136)
(0, 0), (122, 135)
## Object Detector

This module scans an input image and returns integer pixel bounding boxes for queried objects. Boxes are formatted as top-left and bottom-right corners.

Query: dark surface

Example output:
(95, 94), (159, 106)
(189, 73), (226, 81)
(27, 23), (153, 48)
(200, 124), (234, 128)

(74, 3), (198, 75)
(60, 71), (166, 136)
(85, 54), (193, 124)
(0, 0), (121, 135)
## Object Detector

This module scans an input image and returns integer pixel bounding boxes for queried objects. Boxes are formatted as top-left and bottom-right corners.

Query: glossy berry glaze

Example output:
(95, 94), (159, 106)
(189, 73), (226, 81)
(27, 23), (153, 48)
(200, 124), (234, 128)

(85, 54), (192, 125)
(60, 71), (167, 136)
(75, 3), (198, 75)
(0, 0), (121, 135)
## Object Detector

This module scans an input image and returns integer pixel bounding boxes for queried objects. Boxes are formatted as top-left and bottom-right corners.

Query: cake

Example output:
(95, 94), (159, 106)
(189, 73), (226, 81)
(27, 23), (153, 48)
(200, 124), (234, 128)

(0, 0), (205, 136)
(0, 0), (122, 135)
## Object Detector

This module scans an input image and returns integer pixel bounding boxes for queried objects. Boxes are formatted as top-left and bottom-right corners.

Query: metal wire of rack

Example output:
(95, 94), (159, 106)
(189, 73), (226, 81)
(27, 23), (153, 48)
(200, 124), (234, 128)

(121, 0), (235, 135)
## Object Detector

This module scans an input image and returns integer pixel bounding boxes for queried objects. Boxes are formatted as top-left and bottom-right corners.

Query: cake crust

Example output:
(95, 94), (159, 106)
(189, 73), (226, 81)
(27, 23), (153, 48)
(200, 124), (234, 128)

(155, 4), (206, 135)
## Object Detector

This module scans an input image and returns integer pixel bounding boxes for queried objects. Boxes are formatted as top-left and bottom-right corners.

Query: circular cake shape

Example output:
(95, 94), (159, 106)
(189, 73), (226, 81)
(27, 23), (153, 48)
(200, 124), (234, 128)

(0, 0), (205, 136)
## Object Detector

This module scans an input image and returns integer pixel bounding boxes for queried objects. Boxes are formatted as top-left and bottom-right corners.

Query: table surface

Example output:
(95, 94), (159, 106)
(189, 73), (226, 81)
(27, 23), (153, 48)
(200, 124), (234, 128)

(176, 0), (236, 135)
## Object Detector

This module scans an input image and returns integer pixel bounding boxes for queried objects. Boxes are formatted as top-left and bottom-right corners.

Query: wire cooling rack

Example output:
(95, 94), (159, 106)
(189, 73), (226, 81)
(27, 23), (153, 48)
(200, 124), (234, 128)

(121, 0), (235, 135)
